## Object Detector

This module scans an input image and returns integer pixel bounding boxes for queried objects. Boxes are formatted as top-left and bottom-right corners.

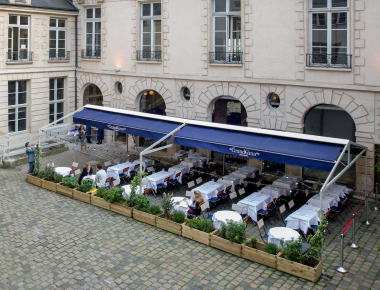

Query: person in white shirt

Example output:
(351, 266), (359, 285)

(95, 164), (107, 188)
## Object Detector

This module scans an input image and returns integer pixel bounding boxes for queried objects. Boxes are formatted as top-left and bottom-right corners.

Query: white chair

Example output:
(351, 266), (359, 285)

(113, 179), (120, 187)
(114, 159), (120, 165)
(187, 181), (195, 188)
(210, 171), (217, 176)
(305, 189), (309, 197)
(141, 178), (149, 186)
(229, 191), (237, 200)
(257, 219), (268, 242)
(288, 199), (295, 212)
(104, 161), (112, 168)
(196, 177), (202, 184)
(72, 162), (78, 169)
(186, 191), (194, 198)
(279, 205), (287, 225)
(256, 181), (262, 187)
(238, 188), (245, 195)
(147, 166), (154, 174)
(74, 169), (81, 176)
(232, 203), (244, 214)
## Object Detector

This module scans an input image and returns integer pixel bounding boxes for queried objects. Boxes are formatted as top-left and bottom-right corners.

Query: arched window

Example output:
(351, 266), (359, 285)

(83, 84), (103, 106)
(140, 90), (166, 115)
(304, 104), (356, 185)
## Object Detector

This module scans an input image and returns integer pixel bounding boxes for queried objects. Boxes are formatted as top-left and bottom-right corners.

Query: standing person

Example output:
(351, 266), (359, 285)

(78, 125), (87, 154)
(86, 125), (92, 143)
(96, 128), (104, 145)
(95, 164), (107, 188)
(78, 162), (93, 184)
(25, 142), (38, 174)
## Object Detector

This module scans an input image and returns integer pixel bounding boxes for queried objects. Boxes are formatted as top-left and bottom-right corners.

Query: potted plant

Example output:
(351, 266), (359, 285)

(182, 218), (214, 246)
(210, 220), (246, 257)
(57, 176), (78, 198)
(27, 146), (42, 186)
(277, 218), (327, 282)
(110, 173), (146, 218)
(242, 237), (281, 269)
(73, 179), (94, 204)
(41, 163), (57, 192)
(90, 187), (110, 210)
(132, 195), (158, 226)
(156, 193), (185, 235)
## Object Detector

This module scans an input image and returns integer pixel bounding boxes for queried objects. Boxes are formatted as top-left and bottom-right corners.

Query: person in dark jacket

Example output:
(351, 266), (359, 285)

(97, 128), (104, 144)
(188, 190), (204, 216)
(86, 125), (92, 143)
(25, 142), (38, 174)
(78, 162), (93, 184)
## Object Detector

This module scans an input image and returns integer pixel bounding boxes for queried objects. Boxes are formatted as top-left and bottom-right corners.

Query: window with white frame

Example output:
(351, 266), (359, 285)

(8, 80), (27, 133)
(308, 0), (350, 68)
(8, 15), (31, 61)
(84, 7), (101, 58)
(49, 18), (67, 60)
(49, 78), (65, 124)
(138, 2), (161, 61)
(211, 0), (242, 64)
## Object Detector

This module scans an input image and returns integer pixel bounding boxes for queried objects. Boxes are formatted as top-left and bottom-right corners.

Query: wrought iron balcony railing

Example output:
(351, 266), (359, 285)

(7, 51), (33, 62)
(81, 49), (101, 59)
(48, 50), (70, 61)
(209, 52), (243, 65)
(136, 50), (162, 62)
(306, 53), (352, 69)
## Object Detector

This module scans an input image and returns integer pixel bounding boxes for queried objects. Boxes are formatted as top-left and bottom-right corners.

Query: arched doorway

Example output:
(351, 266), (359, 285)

(83, 84), (103, 106)
(211, 96), (248, 168)
(304, 104), (356, 186)
(139, 90), (166, 148)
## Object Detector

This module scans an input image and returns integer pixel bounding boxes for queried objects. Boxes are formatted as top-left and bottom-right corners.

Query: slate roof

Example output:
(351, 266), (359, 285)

(0, 0), (78, 12)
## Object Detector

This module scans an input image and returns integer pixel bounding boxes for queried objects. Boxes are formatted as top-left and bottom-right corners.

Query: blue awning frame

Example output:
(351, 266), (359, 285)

(39, 104), (368, 217)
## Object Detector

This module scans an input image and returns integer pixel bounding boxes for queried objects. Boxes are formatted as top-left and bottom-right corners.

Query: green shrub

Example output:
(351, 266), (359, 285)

(199, 219), (214, 233)
(54, 174), (63, 184)
(172, 210), (186, 224)
(76, 179), (94, 193)
(161, 192), (173, 218)
(37, 170), (46, 179)
(221, 220), (246, 244)
(280, 237), (303, 263)
(96, 187), (107, 198)
(148, 204), (161, 215)
(104, 187), (123, 203)
(135, 195), (151, 212)
(129, 172), (148, 207)
(263, 243), (280, 255)
(62, 177), (78, 189)
(44, 163), (55, 181)
(250, 237), (258, 249)
(220, 223), (227, 238)
(186, 218), (201, 229)
(303, 217), (329, 267)
(33, 146), (42, 176)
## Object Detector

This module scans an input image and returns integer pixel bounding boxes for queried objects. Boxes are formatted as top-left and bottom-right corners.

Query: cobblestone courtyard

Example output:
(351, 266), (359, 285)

(0, 143), (380, 290)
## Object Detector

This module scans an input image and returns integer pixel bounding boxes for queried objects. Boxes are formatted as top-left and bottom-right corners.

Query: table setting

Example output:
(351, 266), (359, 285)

(168, 165), (189, 184)
(307, 194), (338, 213)
(146, 171), (175, 192)
(267, 227), (301, 248)
(54, 167), (72, 177)
(171, 197), (192, 215)
(217, 174), (241, 192)
(212, 210), (243, 230)
(122, 185), (147, 198)
(191, 181), (224, 208)
(260, 185), (289, 199)
(285, 204), (320, 234)
(273, 177), (297, 190)
(237, 192), (272, 222)
(106, 161), (136, 182)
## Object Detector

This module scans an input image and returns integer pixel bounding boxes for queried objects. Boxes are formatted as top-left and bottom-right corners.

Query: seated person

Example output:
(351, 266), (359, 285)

(188, 190), (204, 216)
(95, 164), (107, 188)
(78, 162), (93, 184)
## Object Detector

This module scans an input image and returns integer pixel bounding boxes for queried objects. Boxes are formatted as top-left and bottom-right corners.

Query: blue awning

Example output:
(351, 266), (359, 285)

(73, 107), (346, 171)
(73, 108), (181, 141)
(173, 125), (343, 171)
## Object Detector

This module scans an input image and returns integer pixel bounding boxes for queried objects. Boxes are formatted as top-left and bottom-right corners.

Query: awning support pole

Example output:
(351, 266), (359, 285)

(139, 123), (186, 194)
(363, 153), (370, 225)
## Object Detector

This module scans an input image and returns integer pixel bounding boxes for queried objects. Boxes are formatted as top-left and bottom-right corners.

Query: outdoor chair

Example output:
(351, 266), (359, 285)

(129, 164), (140, 179)
(257, 201), (274, 225)
(228, 191), (237, 206)
(119, 167), (130, 184)
(114, 159), (120, 165)
(331, 199), (348, 225)
(238, 188), (245, 197)
(279, 205), (287, 225)
(105, 177), (113, 190)
(232, 203), (244, 215)
(225, 185), (232, 194)
(187, 181), (195, 189)
(167, 172), (181, 189)
(146, 166), (154, 175)
(72, 162), (78, 169)
(113, 179), (120, 188)
(186, 191), (194, 198)
(209, 189), (224, 209)
(156, 176), (171, 195)
(287, 199), (295, 213)
(143, 188), (152, 196)
(196, 177), (203, 185)
(104, 161), (112, 169)
(257, 219), (268, 242)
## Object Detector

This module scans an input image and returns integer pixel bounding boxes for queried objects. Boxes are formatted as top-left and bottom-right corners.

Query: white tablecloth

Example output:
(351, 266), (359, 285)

(284, 174), (301, 182)
(217, 174), (241, 192)
(285, 204), (320, 234)
(330, 184), (349, 194)
(146, 171), (175, 192)
(261, 185), (289, 199)
(268, 227), (301, 248)
(307, 194), (338, 213)
(122, 185), (147, 198)
(168, 165), (189, 184)
(171, 197), (191, 215)
(212, 210), (243, 230)
(191, 181), (224, 208)
(107, 162), (136, 181)
(180, 161), (196, 168)
(233, 168), (255, 179)
(184, 157), (208, 168)
(273, 177), (297, 190)
(133, 158), (154, 170)
(240, 166), (261, 175)
(325, 188), (346, 199)
(188, 152), (203, 158)
(55, 167), (72, 177)
(173, 150), (189, 160)
(237, 192), (272, 222)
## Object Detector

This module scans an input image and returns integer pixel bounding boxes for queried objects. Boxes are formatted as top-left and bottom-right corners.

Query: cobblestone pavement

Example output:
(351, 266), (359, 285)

(1, 143), (379, 290)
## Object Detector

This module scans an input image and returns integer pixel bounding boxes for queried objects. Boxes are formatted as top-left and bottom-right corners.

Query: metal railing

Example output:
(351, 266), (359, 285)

(6, 51), (33, 62)
(306, 53), (352, 69)
(48, 50), (70, 61)
(136, 50), (162, 62)
(209, 52), (243, 64)
(0, 123), (72, 165)
(81, 49), (101, 59)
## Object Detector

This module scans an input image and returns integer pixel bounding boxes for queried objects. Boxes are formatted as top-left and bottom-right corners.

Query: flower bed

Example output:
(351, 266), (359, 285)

(210, 230), (242, 257)
(277, 253), (322, 282)
(156, 213), (183, 236)
(27, 174), (41, 187)
(242, 240), (280, 269)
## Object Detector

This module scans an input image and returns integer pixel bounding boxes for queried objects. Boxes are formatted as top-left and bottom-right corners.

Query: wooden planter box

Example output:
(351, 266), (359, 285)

(210, 230), (242, 257)
(242, 241), (280, 269)
(73, 189), (91, 204)
(133, 208), (157, 226)
(156, 213), (182, 236)
(56, 184), (73, 198)
(41, 179), (57, 192)
(277, 253), (322, 282)
(182, 224), (211, 246)
(110, 202), (133, 218)
(91, 195), (110, 210)
(27, 174), (41, 187)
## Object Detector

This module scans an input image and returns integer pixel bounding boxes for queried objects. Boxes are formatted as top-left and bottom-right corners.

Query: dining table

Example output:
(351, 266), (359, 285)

(191, 181), (224, 208)
(272, 177), (297, 190)
(268, 227), (301, 248)
(168, 165), (189, 184)
(171, 197), (192, 215)
(217, 174), (241, 192)
(237, 192), (273, 222)
(146, 171), (175, 192)
(173, 150), (189, 160)
(285, 204), (320, 234)
(54, 167), (72, 177)
(212, 210), (243, 230)
(307, 194), (338, 213)
(122, 185), (147, 198)
(106, 161), (136, 182)
(133, 158), (154, 171)
(260, 185), (289, 199)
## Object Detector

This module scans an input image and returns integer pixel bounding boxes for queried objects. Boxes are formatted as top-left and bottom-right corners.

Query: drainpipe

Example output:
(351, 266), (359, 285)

(74, 15), (78, 111)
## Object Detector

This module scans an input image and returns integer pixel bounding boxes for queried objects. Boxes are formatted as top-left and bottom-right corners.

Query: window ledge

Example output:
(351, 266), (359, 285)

(8, 130), (29, 137)
(136, 61), (162, 64)
(81, 58), (101, 62)
(209, 63), (243, 67)
(6, 61), (33, 65)
(306, 66), (352, 72)
(47, 60), (71, 63)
